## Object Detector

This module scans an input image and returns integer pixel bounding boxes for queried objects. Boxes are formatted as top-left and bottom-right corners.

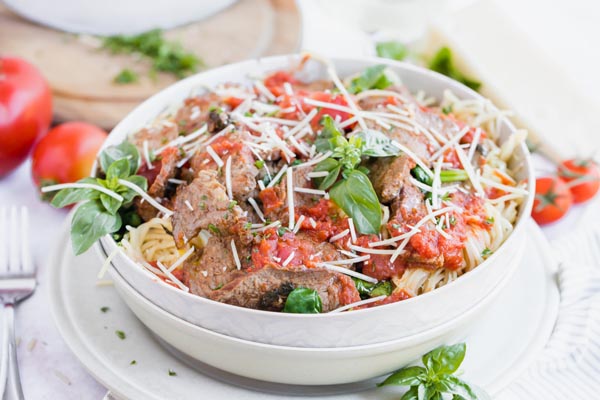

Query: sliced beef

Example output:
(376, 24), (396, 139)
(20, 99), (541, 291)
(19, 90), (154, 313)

(183, 236), (250, 297)
(209, 267), (361, 312)
(414, 108), (462, 143)
(368, 154), (415, 204)
(171, 170), (251, 248)
(189, 134), (259, 202)
(207, 109), (231, 133)
(131, 123), (179, 153)
(259, 165), (318, 222)
(174, 92), (224, 135)
(389, 181), (444, 269)
(135, 147), (180, 221)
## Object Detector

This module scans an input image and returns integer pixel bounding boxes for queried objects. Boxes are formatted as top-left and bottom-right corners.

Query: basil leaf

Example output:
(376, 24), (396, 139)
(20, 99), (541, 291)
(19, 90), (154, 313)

(377, 366), (426, 387)
(411, 166), (433, 186)
(315, 115), (343, 153)
(452, 396), (467, 400)
(422, 343), (466, 375)
(283, 287), (322, 314)
(353, 278), (392, 299)
(354, 130), (400, 157)
(445, 376), (477, 400)
(400, 386), (419, 400)
(106, 158), (132, 180)
(329, 170), (381, 234)
(100, 193), (122, 215)
(417, 383), (428, 400)
(313, 158), (341, 190)
(349, 65), (393, 94)
(428, 47), (481, 92)
(118, 175), (148, 204)
(71, 201), (122, 255)
(51, 178), (100, 208)
(371, 280), (392, 297)
(376, 41), (408, 61)
(100, 142), (140, 174)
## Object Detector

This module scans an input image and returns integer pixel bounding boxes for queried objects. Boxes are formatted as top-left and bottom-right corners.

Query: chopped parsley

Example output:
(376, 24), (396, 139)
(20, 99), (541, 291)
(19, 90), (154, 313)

(485, 216), (495, 225)
(102, 29), (202, 79)
(115, 330), (126, 340)
(481, 248), (493, 258)
(130, 360), (137, 365)
(113, 68), (138, 84)
(228, 200), (238, 210)
(254, 160), (265, 169)
(207, 224), (221, 235)
(168, 369), (177, 376)
(100, 306), (110, 313)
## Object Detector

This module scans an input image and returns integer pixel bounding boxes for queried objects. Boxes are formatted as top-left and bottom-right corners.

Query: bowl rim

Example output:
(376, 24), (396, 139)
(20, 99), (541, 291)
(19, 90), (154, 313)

(97, 54), (535, 319)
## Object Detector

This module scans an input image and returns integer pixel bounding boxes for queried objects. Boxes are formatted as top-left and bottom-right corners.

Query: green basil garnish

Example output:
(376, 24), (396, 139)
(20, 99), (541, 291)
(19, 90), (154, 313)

(283, 287), (322, 314)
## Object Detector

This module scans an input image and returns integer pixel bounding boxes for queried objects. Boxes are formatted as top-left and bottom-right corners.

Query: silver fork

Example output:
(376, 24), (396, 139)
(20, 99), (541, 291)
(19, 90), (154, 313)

(0, 206), (36, 400)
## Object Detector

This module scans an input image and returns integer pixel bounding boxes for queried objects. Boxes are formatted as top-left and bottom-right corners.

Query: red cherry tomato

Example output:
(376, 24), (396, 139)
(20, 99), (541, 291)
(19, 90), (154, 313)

(531, 177), (573, 225)
(0, 57), (53, 177)
(31, 122), (107, 196)
(558, 158), (600, 204)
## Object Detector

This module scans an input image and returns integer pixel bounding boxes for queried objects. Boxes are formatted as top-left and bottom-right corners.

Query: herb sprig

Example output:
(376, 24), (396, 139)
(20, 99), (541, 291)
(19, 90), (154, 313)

(49, 142), (148, 255)
(283, 287), (322, 314)
(102, 29), (202, 80)
(348, 65), (394, 94)
(428, 47), (481, 92)
(378, 343), (479, 400)
(314, 116), (399, 235)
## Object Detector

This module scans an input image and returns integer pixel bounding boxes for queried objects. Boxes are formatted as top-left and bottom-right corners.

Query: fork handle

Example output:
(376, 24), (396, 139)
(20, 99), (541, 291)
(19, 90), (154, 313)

(3, 305), (25, 400)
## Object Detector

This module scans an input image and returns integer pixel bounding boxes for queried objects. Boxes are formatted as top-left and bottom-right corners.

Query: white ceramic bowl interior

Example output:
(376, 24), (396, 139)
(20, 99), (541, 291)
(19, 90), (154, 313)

(97, 55), (535, 348)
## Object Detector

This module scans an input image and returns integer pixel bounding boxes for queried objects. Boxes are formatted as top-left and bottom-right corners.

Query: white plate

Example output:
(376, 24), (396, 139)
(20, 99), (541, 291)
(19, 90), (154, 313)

(49, 219), (558, 399)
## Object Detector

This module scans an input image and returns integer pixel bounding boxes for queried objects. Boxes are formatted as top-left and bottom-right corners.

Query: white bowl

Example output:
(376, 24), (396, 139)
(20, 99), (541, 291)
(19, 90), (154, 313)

(108, 247), (514, 386)
(97, 55), (535, 348)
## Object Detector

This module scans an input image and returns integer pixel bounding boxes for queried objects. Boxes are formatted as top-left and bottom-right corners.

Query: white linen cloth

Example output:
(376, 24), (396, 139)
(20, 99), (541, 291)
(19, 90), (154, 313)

(498, 230), (600, 399)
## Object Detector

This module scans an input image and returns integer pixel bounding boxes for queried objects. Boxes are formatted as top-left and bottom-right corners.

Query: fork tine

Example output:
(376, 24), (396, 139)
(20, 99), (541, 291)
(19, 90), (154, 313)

(19, 206), (32, 273)
(0, 206), (6, 273)
(9, 206), (19, 273)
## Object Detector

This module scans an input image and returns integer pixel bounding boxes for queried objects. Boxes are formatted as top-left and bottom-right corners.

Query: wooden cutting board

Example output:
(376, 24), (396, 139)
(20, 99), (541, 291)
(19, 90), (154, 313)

(0, 0), (301, 128)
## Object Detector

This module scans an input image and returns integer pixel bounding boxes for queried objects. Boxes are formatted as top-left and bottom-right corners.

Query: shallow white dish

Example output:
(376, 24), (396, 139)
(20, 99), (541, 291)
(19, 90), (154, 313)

(97, 54), (534, 348)
(3, 0), (237, 35)
(51, 218), (557, 397)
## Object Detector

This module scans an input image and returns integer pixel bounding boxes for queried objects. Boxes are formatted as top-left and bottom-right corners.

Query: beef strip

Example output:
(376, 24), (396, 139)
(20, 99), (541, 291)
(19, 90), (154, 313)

(171, 170), (252, 248)
(390, 180), (444, 269)
(260, 164), (318, 222)
(209, 267), (360, 312)
(131, 123), (179, 153)
(189, 133), (259, 202)
(368, 154), (415, 204)
(135, 146), (180, 221)
(174, 92), (224, 135)
(183, 235), (250, 297)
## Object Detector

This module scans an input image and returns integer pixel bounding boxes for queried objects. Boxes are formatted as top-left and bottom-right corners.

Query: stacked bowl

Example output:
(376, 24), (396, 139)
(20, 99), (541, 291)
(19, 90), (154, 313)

(95, 55), (534, 385)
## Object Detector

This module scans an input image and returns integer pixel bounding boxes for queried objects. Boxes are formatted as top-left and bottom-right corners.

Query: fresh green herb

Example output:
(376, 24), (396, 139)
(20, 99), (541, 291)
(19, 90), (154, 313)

(48, 142), (148, 255)
(378, 343), (479, 400)
(244, 222), (253, 230)
(228, 200), (237, 210)
(113, 68), (138, 84)
(314, 116), (382, 234)
(115, 330), (126, 340)
(428, 47), (481, 91)
(277, 226), (289, 237)
(283, 287), (322, 314)
(168, 369), (177, 376)
(481, 248), (493, 258)
(130, 360), (137, 365)
(449, 215), (457, 226)
(353, 278), (393, 300)
(207, 224), (221, 235)
(100, 307), (110, 313)
(376, 41), (408, 61)
(291, 159), (303, 166)
(348, 65), (393, 94)
(254, 160), (265, 169)
(442, 104), (453, 115)
(354, 129), (401, 158)
(102, 29), (202, 79)
(410, 166), (469, 187)
(485, 216), (494, 225)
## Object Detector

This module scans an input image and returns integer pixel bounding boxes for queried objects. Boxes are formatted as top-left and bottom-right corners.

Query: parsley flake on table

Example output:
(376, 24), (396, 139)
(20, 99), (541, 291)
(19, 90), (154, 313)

(113, 68), (138, 84)
(168, 369), (177, 376)
(100, 306), (110, 313)
(115, 330), (126, 340)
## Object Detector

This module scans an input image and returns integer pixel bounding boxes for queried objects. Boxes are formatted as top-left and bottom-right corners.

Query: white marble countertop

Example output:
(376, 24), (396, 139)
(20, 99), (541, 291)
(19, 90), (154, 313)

(1, 0), (599, 398)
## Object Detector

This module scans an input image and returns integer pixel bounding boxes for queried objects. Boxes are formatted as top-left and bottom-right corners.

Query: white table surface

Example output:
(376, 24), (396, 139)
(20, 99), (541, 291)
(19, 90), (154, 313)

(1, 0), (599, 398)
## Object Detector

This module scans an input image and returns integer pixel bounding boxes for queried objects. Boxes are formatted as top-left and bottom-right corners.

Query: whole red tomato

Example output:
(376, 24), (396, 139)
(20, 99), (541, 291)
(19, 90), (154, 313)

(531, 176), (573, 225)
(558, 158), (600, 204)
(32, 122), (107, 195)
(0, 57), (52, 177)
